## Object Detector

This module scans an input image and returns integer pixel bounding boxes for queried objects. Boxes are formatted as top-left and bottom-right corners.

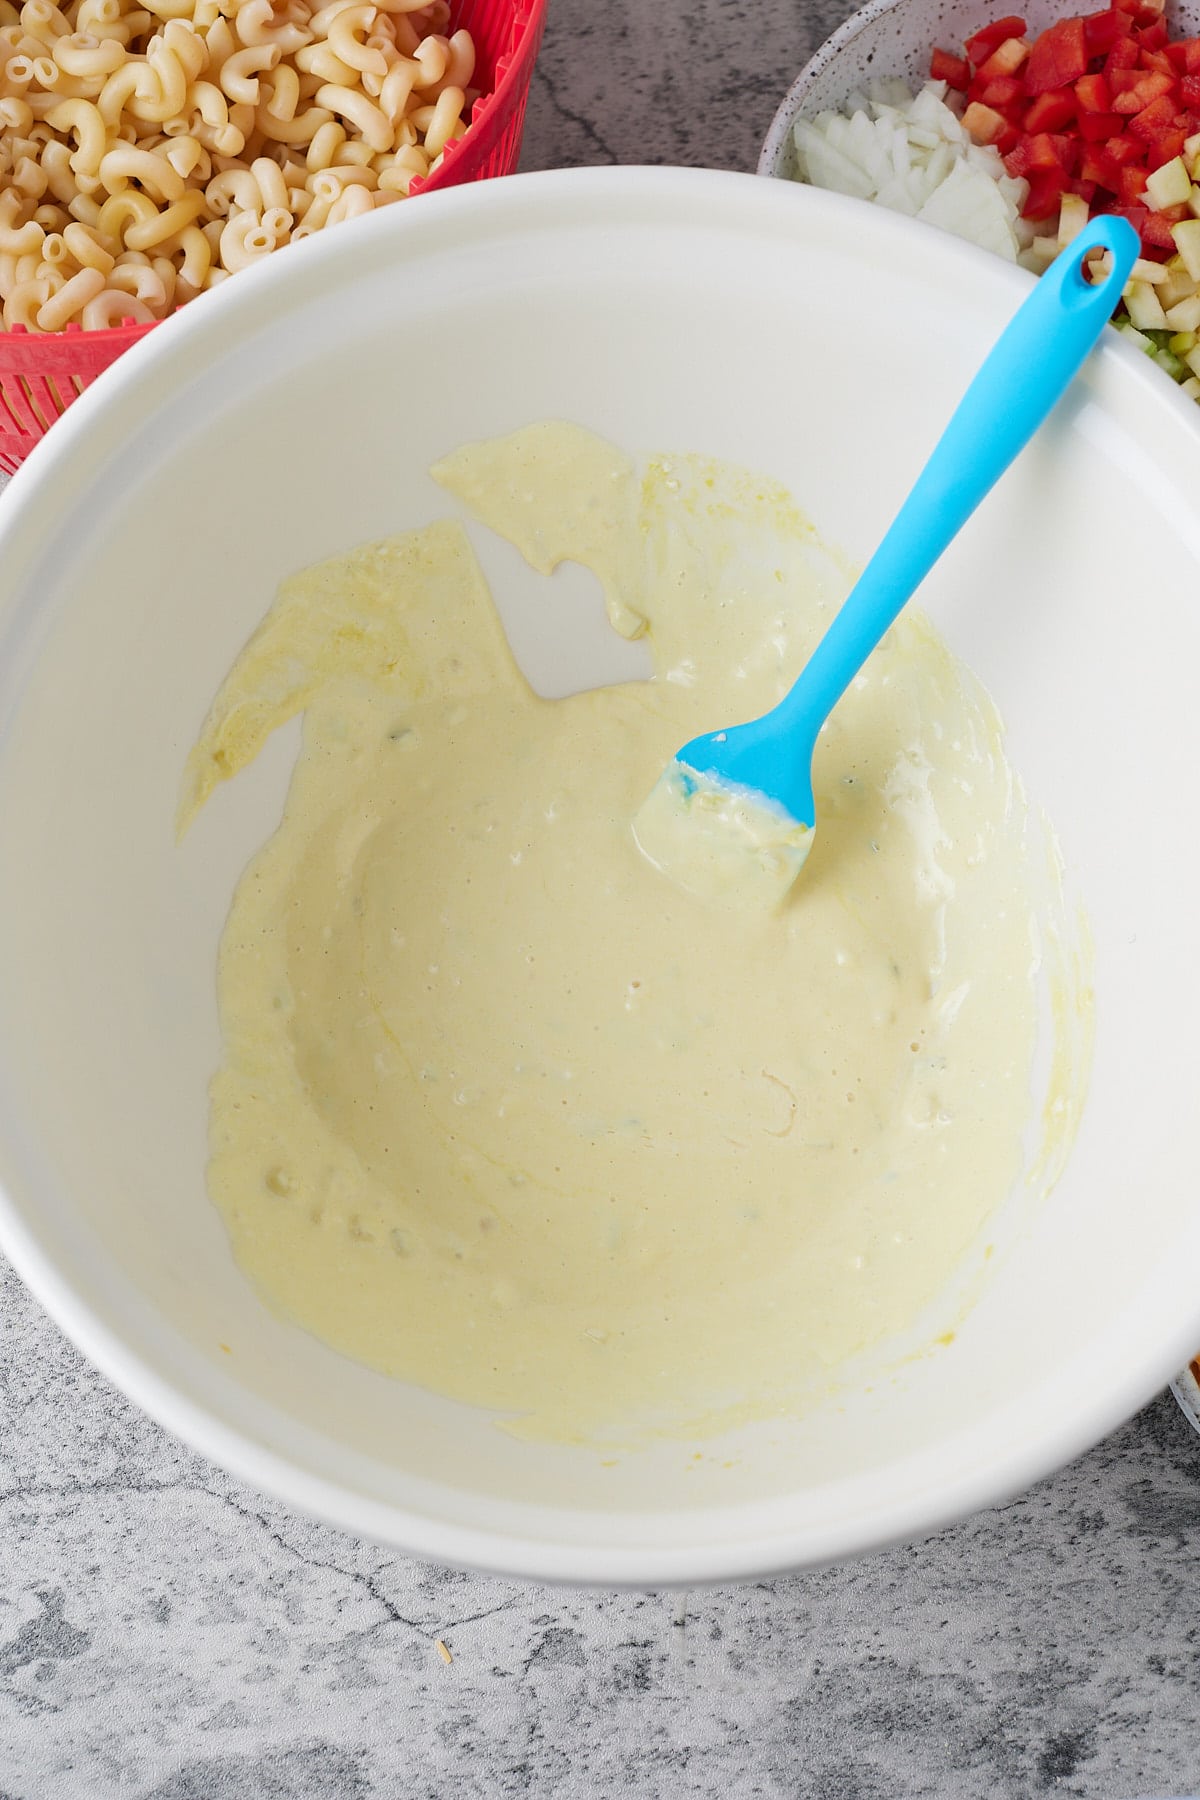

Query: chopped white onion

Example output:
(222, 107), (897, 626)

(791, 78), (1030, 262)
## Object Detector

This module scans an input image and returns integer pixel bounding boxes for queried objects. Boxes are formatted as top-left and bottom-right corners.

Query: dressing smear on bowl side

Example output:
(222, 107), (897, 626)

(183, 421), (1049, 1447)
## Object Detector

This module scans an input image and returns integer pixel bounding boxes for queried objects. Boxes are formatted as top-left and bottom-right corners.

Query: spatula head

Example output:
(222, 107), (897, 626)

(631, 759), (813, 911)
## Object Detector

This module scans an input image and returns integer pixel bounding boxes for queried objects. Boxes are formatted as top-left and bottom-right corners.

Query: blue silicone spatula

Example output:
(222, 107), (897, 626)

(632, 213), (1138, 909)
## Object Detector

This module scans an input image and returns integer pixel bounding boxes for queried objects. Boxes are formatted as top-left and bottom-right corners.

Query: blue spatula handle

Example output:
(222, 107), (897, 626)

(774, 214), (1138, 734)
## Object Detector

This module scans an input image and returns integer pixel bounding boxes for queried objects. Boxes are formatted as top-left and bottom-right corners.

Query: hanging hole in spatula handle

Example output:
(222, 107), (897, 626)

(897, 210), (1140, 551)
(1047, 212), (1140, 315)
(757, 213), (1139, 739)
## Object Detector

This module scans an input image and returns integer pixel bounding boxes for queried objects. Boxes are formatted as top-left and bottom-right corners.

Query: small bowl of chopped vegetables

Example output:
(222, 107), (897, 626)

(1172, 1358), (1200, 1432)
(760, 0), (1200, 399)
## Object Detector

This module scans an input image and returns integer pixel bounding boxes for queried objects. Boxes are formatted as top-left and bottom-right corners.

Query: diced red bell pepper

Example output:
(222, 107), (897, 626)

(1103, 132), (1141, 163)
(964, 14), (1027, 66)
(1128, 92), (1178, 136)
(1021, 131), (1057, 170)
(1074, 73), (1112, 110)
(1026, 131), (1066, 169)
(1051, 130), (1080, 171)
(1105, 36), (1142, 74)
(1142, 125), (1189, 163)
(1143, 206), (1185, 246)
(1084, 9), (1131, 55)
(1112, 71), (1178, 112)
(1108, 202), (1150, 240)
(978, 74), (1026, 109)
(1102, 133), (1142, 165)
(1024, 16), (1088, 94)
(1165, 36), (1200, 73)
(1005, 131), (1072, 177)
(1024, 88), (1077, 130)
(1022, 130), (1078, 172)
(1078, 109), (1124, 139)
(1080, 143), (1120, 183)
(930, 46), (971, 89)
(1118, 161), (1150, 202)
(1023, 167), (1071, 217)
(916, 0), (1200, 242)
(976, 36), (1029, 79)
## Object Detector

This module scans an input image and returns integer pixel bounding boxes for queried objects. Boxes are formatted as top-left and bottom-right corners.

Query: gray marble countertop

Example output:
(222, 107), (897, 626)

(4, 2), (1200, 1795)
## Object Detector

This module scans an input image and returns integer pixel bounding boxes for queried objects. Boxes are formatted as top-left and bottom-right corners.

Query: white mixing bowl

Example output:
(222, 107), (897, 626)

(0, 167), (1198, 1585)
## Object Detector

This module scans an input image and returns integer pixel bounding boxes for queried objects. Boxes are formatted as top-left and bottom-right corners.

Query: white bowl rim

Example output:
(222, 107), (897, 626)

(1, 165), (1199, 1586)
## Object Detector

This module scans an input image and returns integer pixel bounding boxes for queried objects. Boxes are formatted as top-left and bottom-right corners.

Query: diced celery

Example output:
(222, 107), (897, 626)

(1157, 256), (1197, 307)
(1172, 218), (1200, 281)
(1165, 293), (1200, 331)
(1024, 232), (1060, 269)
(1153, 348), (1187, 379)
(1115, 320), (1154, 352)
(1057, 192), (1089, 249)
(1185, 341), (1200, 379)
(1169, 329), (1198, 354)
(1146, 157), (1192, 210)
(1124, 280), (1168, 330)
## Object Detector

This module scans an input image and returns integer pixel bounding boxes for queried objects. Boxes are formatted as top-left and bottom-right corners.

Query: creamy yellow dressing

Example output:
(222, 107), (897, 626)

(185, 422), (1043, 1446)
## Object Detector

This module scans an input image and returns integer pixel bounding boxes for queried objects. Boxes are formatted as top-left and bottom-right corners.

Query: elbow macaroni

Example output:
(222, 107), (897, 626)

(0, 0), (475, 329)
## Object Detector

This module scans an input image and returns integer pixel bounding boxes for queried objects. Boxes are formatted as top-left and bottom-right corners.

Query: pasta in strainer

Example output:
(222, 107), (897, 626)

(0, 0), (474, 329)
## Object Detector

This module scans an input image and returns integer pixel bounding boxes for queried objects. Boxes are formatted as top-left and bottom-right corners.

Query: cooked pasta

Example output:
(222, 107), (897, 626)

(0, 0), (474, 329)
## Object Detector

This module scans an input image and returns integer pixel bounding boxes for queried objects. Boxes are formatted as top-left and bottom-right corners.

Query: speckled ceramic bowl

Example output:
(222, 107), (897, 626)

(758, 0), (1200, 178)
(1170, 1360), (1200, 1435)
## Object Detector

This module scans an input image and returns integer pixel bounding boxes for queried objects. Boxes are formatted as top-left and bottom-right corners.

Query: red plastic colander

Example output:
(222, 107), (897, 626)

(0, 0), (547, 476)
